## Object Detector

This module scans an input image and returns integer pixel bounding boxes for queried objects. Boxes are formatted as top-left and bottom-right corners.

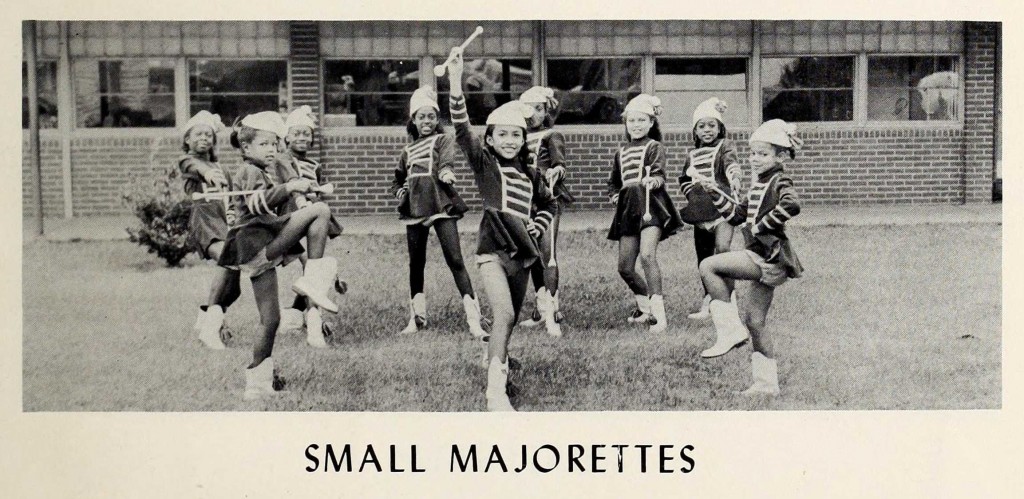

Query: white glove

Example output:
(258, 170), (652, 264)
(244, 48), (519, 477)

(203, 168), (228, 188)
(396, 186), (408, 199)
(642, 176), (664, 190)
(438, 168), (456, 185)
(610, 193), (619, 205)
(527, 220), (543, 238)
(545, 166), (565, 186)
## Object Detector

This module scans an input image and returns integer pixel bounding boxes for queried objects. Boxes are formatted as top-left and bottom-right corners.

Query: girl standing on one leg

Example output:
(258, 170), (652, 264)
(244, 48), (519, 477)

(277, 105), (344, 348)
(445, 47), (557, 411)
(390, 86), (487, 339)
(179, 110), (241, 350)
(517, 86), (573, 337)
(607, 94), (684, 334)
(697, 119), (804, 394)
(218, 111), (339, 400)
(678, 98), (743, 321)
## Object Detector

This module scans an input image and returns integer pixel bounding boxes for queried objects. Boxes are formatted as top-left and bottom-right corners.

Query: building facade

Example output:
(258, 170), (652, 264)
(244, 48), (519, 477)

(22, 20), (1000, 218)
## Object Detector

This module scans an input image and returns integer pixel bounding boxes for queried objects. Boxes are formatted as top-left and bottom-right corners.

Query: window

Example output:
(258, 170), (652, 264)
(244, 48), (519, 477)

(74, 59), (176, 128)
(546, 58), (641, 125)
(436, 58), (533, 124)
(655, 58), (748, 127)
(868, 56), (959, 121)
(761, 57), (854, 122)
(190, 59), (288, 127)
(22, 61), (58, 129)
(323, 59), (419, 126)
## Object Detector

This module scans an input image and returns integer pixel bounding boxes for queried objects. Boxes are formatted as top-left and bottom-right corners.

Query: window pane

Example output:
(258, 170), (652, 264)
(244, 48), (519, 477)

(547, 58), (641, 124)
(655, 58), (748, 127)
(761, 57), (854, 121)
(190, 59), (288, 126)
(75, 58), (176, 127)
(436, 58), (533, 124)
(22, 61), (58, 129)
(868, 56), (958, 121)
(323, 59), (419, 126)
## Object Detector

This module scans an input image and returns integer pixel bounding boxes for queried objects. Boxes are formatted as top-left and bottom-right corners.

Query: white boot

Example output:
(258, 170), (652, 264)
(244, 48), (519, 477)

(192, 307), (204, 332)
(292, 257), (339, 313)
(741, 352), (780, 395)
(244, 357), (281, 400)
(628, 294), (652, 323)
(687, 294), (712, 320)
(198, 306), (226, 350)
(486, 356), (516, 412)
(520, 287), (548, 327)
(399, 293), (426, 335)
(540, 289), (562, 337)
(305, 307), (328, 348)
(649, 295), (667, 333)
(701, 300), (749, 358)
(462, 295), (489, 339)
(280, 307), (305, 332)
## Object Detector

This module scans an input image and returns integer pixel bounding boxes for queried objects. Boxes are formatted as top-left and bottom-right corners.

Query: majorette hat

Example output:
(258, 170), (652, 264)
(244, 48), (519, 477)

(692, 97), (728, 128)
(485, 101), (535, 129)
(519, 86), (558, 109)
(239, 111), (288, 138)
(182, 110), (224, 136)
(623, 94), (662, 117)
(409, 86), (440, 117)
(285, 105), (317, 130)
(749, 119), (803, 150)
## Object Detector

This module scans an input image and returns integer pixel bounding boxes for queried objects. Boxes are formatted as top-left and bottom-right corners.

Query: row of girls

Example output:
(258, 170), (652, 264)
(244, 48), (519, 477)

(177, 44), (804, 410)
(386, 46), (804, 411)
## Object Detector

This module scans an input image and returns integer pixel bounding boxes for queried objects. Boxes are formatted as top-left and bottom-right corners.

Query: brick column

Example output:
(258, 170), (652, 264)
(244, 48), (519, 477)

(289, 21), (323, 160)
(963, 21), (998, 203)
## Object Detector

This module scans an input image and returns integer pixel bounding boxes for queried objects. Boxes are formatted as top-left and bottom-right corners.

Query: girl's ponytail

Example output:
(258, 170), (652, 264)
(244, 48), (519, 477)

(229, 116), (243, 149)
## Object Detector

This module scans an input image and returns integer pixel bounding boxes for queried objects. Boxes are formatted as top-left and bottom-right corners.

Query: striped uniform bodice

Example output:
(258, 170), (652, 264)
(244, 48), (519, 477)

(499, 165), (534, 220)
(197, 168), (236, 224)
(619, 141), (655, 186)
(688, 142), (724, 180)
(294, 158), (319, 182)
(526, 129), (552, 170)
(404, 135), (442, 179)
(745, 175), (776, 226)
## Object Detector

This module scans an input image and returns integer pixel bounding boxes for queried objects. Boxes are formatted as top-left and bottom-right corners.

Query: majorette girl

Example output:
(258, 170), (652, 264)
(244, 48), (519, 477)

(517, 86), (573, 337)
(178, 110), (241, 350)
(697, 119), (804, 395)
(678, 98), (743, 321)
(276, 105), (345, 349)
(390, 85), (487, 339)
(218, 111), (340, 400)
(607, 94), (684, 334)
(445, 46), (558, 411)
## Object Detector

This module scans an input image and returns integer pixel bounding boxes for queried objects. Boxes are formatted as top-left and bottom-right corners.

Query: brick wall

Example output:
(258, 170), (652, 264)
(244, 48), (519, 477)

(21, 135), (63, 216)
(963, 21), (998, 203)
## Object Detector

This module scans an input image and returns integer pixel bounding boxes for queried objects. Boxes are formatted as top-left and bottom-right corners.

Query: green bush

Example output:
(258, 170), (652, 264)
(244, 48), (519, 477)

(122, 163), (194, 267)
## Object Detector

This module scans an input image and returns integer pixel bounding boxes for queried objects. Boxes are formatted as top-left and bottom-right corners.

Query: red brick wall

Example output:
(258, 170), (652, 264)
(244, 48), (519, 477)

(964, 21), (998, 203)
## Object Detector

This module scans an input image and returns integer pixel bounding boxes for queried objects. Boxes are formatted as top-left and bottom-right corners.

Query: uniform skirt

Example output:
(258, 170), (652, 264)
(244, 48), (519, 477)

(398, 177), (469, 222)
(188, 200), (230, 260)
(607, 184), (684, 241)
(218, 212), (304, 271)
(476, 208), (543, 276)
(679, 185), (726, 225)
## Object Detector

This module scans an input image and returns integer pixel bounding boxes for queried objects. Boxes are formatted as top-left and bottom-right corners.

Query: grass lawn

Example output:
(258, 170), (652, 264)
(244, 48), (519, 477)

(22, 222), (1000, 411)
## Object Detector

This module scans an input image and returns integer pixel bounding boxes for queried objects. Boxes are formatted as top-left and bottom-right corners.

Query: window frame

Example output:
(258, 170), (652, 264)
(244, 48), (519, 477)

(864, 52), (963, 124)
(758, 53), (858, 125)
(22, 59), (60, 130)
(543, 55), (644, 126)
(653, 55), (752, 128)
(71, 57), (179, 129)
(187, 57), (291, 127)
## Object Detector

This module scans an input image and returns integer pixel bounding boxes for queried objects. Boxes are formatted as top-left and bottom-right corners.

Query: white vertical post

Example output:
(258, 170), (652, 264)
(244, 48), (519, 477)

(58, 21), (74, 218)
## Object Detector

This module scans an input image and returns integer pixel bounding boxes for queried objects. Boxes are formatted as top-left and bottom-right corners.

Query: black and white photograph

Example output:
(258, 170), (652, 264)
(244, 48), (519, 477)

(5, 2), (1019, 497)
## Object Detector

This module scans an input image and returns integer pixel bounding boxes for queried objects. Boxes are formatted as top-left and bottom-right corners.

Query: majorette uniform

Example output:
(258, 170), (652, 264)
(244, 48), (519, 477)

(180, 154), (235, 259)
(678, 137), (740, 226)
(279, 150), (344, 238)
(449, 94), (557, 276)
(525, 127), (574, 206)
(390, 132), (469, 224)
(217, 157), (304, 275)
(606, 137), (684, 241)
(708, 163), (803, 282)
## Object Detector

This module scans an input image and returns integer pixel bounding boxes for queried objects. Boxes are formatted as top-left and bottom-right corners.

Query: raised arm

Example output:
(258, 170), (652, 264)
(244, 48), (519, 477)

(446, 47), (487, 171)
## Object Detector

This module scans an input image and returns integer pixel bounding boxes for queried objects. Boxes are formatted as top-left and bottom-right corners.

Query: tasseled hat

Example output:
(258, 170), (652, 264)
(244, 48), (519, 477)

(285, 105), (317, 130)
(409, 85), (440, 117)
(485, 101), (535, 129)
(692, 97), (728, 128)
(182, 110), (224, 136)
(623, 94), (662, 117)
(519, 86), (558, 109)
(239, 111), (287, 138)
(749, 119), (803, 151)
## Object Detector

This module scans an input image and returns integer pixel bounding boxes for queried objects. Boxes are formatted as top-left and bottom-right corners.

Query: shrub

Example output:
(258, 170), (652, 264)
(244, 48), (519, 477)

(122, 162), (194, 267)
